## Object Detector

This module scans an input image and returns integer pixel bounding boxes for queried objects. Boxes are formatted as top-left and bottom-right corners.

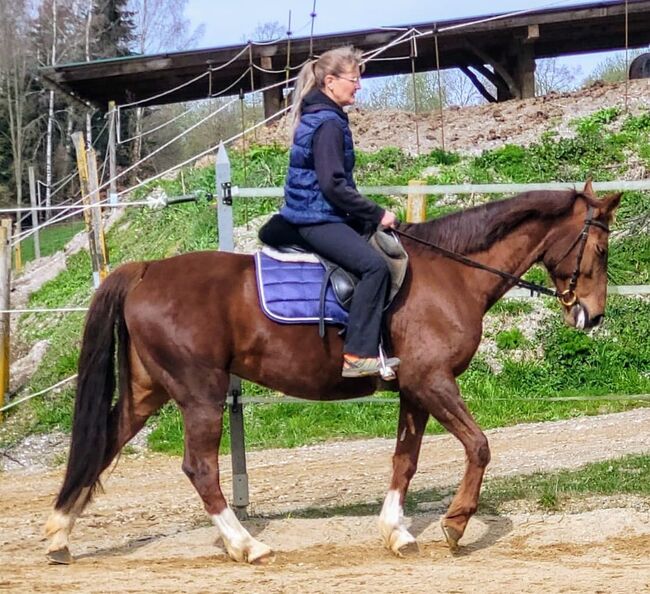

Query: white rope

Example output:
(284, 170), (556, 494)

(0, 307), (88, 313)
(0, 374), (77, 413)
(116, 104), (292, 198)
(93, 96), (241, 202)
(362, 28), (419, 64)
(251, 57), (312, 74)
(118, 104), (195, 145)
(118, 71), (210, 111)
(209, 66), (254, 98)
(438, 0), (576, 33)
(12, 193), (87, 246)
(358, 0), (580, 68)
(117, 46), (252, 110)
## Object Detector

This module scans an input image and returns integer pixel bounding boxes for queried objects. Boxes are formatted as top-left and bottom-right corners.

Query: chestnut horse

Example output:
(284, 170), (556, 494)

(45, 182), (620, 564)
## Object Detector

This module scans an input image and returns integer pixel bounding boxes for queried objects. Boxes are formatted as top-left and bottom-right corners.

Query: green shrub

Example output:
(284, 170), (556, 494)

(495, 328), (527, 350)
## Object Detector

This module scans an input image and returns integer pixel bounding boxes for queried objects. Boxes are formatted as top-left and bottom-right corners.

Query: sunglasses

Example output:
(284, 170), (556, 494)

(336, 75), (361, 84)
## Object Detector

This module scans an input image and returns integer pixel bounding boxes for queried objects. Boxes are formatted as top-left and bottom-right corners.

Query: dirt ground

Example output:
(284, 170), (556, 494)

(247, 78), (650, 159)
(1, 408), (648, 593)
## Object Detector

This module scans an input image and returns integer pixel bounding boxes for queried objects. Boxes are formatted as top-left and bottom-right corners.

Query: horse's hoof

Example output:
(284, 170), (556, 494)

(389, 529), (419, 557)
(249, 550), (275, 565)
(393, 539), (419, 558)
(440, 520), (461, 551)
(246, 541), (274, 565)
(46, 547), (73, 565)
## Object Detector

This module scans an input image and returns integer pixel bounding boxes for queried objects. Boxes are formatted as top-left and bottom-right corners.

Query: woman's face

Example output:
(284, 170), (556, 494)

(323, 65), (362, 107)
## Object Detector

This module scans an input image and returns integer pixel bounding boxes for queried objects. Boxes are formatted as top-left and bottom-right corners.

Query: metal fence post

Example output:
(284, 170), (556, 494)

(28, 167), (41, 260)
(216, 142), (249, 518)
(0, 220), (11, 419)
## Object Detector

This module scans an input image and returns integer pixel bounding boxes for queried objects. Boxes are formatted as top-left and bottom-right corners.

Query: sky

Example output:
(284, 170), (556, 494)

(184, 0), (632, 75)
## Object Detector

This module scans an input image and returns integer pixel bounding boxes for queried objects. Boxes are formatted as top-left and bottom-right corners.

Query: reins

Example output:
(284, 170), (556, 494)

(392, 227), (558, 298)
(392, 206), (609, 304)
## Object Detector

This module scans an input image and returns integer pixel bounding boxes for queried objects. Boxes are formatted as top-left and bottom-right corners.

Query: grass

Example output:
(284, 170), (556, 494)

(264, 454), (650, 519)
(17, 220), (85, 265)
(479, 453), (650, 512)
(5, 109), (649, 454)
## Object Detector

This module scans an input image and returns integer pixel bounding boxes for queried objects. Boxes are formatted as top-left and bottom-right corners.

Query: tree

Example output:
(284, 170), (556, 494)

(91, 0), (135, 59)
(582, 49), (646, 86)
(125, 0), (204, 175)
(245, 21), (286, 43)
(360, 69), (487, 112)
(535, 58), (579, 95)
(0, 0), (40, 219)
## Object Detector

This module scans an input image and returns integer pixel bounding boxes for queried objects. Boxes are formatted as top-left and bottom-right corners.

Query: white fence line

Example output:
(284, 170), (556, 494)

(233, 180), (650, 198)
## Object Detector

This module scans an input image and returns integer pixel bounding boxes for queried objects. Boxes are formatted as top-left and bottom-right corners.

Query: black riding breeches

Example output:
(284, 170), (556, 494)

(296, 222), (389, 357)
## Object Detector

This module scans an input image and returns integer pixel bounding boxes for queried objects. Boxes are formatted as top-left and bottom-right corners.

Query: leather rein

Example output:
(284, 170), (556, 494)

(392, 206), (609, 307)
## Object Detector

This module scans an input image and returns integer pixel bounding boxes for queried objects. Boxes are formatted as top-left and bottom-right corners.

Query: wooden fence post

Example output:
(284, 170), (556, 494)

(71, 132), (103, 288)
(87, 146), (110, 282)
(0, 219), (12, 418)
(406, 179), (427, 223)
(216, 142), (250, 518)
(28, 166), (41, 260)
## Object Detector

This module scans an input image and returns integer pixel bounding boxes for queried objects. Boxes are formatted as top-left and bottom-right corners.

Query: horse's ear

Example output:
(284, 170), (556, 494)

(582, 178), (595, 196)
(600, 192), (623, 217)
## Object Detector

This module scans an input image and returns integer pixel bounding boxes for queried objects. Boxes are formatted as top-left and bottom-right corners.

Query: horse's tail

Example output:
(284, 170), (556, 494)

(54, 262), (144, 513)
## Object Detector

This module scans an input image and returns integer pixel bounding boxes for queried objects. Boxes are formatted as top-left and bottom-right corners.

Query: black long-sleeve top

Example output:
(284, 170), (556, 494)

(303, 90), (385, 225)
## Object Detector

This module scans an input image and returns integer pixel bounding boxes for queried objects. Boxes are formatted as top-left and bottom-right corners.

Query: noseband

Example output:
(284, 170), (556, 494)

(392, 206), (609, 306)
(552, 206), (610, 307)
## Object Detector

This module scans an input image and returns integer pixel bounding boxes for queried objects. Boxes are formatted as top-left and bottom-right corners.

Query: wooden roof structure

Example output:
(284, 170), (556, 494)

(41, 0), (650, 109)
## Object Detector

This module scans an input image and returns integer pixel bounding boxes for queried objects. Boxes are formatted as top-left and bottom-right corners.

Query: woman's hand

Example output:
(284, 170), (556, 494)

(380, 210), (398, 229)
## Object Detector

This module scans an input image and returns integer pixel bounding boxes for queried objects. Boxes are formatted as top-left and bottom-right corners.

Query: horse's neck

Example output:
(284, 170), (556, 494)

(471, 218), (554, 307)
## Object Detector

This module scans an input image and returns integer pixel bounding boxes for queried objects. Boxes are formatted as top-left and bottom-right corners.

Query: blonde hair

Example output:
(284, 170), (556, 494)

(290, 46), (364, 132)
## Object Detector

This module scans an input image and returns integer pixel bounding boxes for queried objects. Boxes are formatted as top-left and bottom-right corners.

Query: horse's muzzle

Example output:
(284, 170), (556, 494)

(571, 303), (603, 330)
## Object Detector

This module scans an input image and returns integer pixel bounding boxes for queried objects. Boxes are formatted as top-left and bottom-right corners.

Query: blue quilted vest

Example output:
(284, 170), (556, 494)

(280, 107), (356, 224)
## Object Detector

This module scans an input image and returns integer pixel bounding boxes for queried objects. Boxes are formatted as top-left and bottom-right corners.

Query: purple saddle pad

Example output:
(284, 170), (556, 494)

(254, 251), (349, 326)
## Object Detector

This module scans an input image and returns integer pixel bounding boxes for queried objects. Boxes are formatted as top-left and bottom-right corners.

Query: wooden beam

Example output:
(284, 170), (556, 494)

(459, 65), (497, 103)
(465, 41), (518, 99)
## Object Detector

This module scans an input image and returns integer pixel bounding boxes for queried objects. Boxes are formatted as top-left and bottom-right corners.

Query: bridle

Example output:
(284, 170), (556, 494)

(551, 206), (609, 307)
(392, 206), (609, 308)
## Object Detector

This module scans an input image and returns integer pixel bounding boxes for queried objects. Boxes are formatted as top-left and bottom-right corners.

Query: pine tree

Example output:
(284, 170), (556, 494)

(91, 0), (135, 59)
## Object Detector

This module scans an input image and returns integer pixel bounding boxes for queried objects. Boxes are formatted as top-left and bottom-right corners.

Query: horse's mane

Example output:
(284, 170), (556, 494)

(399, 190), (578, 255)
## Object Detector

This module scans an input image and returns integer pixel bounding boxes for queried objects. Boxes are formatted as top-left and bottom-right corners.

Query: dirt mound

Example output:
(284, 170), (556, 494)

(246, 78), (650, 156)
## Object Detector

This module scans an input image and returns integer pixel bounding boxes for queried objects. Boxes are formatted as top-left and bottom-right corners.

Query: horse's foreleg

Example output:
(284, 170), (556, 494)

(46, 350), (168, 564)
(178, 381), (272, 565)
(378, 395), (428, 556)
(426, 374), (490, 550)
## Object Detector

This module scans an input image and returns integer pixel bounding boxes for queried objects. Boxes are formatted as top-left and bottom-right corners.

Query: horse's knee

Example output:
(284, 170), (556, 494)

(470, 434), (490, 468)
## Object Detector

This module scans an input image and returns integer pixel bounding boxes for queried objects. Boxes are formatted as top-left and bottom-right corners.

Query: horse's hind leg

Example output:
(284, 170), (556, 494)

(45, 347), (168, 564)
(177, 371), (272, 564)
(378, 395), (429, 556)
(425, 373), (490, 550)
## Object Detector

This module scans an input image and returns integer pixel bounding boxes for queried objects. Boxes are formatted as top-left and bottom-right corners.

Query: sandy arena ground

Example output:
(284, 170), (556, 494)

(0, 408), (648, 593)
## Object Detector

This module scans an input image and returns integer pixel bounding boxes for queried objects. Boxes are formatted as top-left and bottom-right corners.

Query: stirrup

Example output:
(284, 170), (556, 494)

(342, 354), (400, 379)
(378, 344), (399, 381)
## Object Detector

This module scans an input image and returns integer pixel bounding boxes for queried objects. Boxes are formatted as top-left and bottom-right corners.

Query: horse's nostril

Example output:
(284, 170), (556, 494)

(591, 314), (604, 327)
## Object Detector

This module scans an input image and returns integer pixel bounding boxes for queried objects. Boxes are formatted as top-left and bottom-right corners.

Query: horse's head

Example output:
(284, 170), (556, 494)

(543, 181), (622, 330)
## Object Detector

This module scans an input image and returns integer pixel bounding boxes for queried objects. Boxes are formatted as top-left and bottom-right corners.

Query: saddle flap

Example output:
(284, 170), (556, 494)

(369, 230), (409, 305)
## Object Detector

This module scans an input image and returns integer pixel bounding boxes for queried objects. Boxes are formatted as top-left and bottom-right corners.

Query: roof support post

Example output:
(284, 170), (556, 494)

(515, 37), (537, 99)
(260, 56), (284, 123)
